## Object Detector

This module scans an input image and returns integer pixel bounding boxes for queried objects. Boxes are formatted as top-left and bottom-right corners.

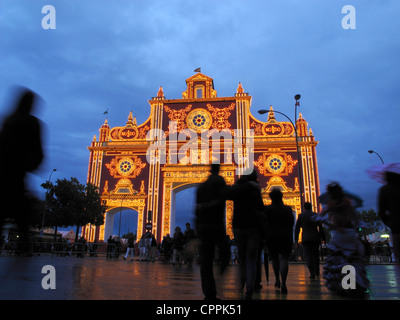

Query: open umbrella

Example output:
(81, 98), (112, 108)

(366, 162), (400, 184)
(319, 189), (363, 208)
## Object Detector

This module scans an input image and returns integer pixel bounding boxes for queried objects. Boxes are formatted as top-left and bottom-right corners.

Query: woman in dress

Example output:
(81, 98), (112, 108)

(316, 182), (369, 298)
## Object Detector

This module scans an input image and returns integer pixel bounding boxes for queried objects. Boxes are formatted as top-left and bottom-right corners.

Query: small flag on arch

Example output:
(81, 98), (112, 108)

(194, 67), (201, 73)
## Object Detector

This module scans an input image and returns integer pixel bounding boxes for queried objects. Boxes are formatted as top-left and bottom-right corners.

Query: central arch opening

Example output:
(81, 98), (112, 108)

(113, 209), (138, 238)
(170, 185), (198, 236)
(104, 207), (138, 241)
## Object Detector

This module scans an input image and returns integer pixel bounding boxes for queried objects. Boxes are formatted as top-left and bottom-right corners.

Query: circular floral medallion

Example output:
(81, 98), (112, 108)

(187, 109), (212, 132)
(266, 154), (286, 174)
(117, 158), (135, 176)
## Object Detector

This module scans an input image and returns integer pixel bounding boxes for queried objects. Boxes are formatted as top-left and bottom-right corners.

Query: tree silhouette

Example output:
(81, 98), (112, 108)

(42, 177), (105, 241)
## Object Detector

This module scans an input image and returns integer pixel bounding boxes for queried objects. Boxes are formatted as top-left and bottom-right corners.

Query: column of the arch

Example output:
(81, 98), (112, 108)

(234, 83), (253, 175)
(161, 181), (172, 239)
(148, 88), (165, 240)
(303, 130), (320, 212)
(137, 205), (145, 241)
(84, 138), (104, 241)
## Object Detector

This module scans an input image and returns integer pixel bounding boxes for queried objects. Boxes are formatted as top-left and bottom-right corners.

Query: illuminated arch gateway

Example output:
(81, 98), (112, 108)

(82, 72), (320, 242)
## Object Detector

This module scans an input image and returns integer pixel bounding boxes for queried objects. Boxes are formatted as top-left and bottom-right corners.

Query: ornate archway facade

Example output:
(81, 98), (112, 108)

(82, 72), (320, 242)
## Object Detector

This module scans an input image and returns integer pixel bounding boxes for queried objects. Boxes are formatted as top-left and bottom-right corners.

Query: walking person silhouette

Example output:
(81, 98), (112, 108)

(264, 188), (294, 294)
(0, 88), (44, 255)
(378, 171), (400, 264)
(226, 169), (265, 300)
(195, 163), (230, 300)
(124, 236), (135, 261)
(295, 202), (325, 279)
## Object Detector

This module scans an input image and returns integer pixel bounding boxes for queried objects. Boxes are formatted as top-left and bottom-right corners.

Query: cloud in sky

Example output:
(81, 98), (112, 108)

(1, 0), (399, 230)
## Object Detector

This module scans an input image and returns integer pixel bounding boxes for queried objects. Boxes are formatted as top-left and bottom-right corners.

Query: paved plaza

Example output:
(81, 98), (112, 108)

(0, 255), (399, 301)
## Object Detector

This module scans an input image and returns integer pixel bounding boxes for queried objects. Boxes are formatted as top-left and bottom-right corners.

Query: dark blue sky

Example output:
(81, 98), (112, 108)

(1, 1), (399, 235)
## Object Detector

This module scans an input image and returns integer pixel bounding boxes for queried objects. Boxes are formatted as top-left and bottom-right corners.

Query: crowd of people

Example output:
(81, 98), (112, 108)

(193, 163), (399, 300)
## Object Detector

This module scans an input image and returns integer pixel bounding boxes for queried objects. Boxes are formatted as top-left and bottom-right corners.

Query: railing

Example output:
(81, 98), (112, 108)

(2, 241), (121, 258)
(367, 245), (394, 263)
(292, 243), (395, 264)
(1, 241), (395, 264)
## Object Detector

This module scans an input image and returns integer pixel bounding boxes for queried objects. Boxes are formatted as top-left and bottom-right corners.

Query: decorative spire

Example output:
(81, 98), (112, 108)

(99, 119), (110, 142)
(235, 82), (249, 97)
(294, 177), (300, 191)
(268, 105), (275, 121)
(102, 181), (109, 195)
(139, 180), (145, 195)
(127, 111), (134, 125)
(296, 112), (308, 136)
(157, 86), (164, 98)
(101, 118), (109, 128)
(236, 82), (244, 94)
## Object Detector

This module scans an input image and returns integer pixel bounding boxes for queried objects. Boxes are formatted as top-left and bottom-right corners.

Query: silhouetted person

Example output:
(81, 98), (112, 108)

(150, 234), (157, 261)
(265, 188), (294, 294)
(378, 171), (400, 264)
(0, 88), (43, 255)
(295, 202), (325, 279)
(161, 234), (172, 263)
(318, 182), (369, 297)
(195, 163), (230, 300)
(172, 226), (184, 265)
(226, 169), (264, 300)
(183, 222), (196, 267)
(124, 236), (135, 261)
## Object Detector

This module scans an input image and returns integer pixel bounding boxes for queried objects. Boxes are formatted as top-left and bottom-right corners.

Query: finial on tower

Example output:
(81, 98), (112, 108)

(236, 82), (244, 94)
(268, 105), (275, 121)
(157, 86), (164, 98)
(127, 111), (134, 125)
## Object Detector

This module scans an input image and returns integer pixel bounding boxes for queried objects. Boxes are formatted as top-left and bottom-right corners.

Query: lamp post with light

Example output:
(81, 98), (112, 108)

(258, 95), (305, 210)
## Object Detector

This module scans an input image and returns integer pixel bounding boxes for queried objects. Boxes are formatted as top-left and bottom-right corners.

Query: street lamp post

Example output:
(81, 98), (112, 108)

(368, 150), (384, 164)
(294, 94), (305, 209)
(258, 101), (305, 211)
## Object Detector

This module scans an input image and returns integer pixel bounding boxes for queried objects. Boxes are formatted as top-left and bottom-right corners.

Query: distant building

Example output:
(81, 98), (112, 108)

(1, 220), (59, 242)
(58, 230), (76, 243)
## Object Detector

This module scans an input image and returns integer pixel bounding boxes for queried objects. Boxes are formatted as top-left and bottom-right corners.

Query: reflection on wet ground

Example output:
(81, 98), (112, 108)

(0, 256), (399, 300)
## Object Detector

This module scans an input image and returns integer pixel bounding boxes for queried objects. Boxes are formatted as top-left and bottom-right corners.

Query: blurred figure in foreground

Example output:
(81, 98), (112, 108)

(295, 202), (325, 279)
(226, 170), (265, 300)
(195, 163), (230, 300)
(315, 182), (369, 298)
(378, 171), (400, 264)
(264, 188), (294, 294)
(0, 88), (43, 255)
(183, 222), (197, 267)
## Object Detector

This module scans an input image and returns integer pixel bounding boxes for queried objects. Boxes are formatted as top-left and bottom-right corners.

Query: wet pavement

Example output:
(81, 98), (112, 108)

(0, 255), (399, 301)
